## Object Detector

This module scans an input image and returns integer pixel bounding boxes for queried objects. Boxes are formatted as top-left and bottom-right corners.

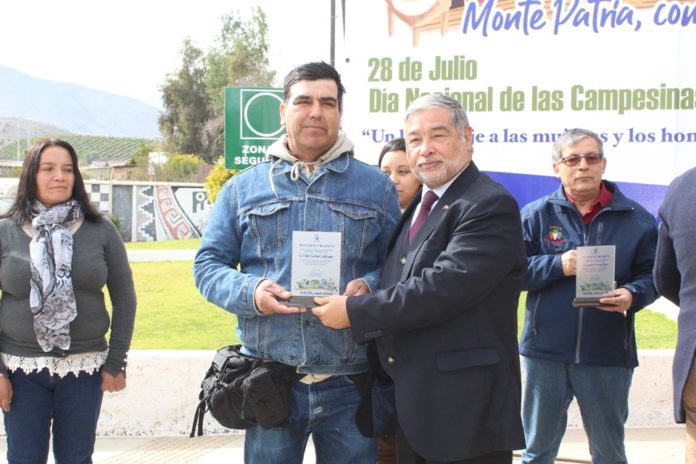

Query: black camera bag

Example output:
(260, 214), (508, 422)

(190, 344), (297, 437)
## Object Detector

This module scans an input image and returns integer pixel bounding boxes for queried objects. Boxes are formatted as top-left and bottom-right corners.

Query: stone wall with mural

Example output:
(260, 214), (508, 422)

(86, 181), (211, 242)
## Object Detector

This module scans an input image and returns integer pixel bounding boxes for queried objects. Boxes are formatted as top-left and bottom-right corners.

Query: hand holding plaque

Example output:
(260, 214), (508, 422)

(282, 231), (342, 308)
(572, 245), (616, 308)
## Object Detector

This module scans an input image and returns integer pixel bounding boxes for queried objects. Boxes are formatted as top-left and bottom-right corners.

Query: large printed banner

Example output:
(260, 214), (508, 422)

(336, 0), (696, 214)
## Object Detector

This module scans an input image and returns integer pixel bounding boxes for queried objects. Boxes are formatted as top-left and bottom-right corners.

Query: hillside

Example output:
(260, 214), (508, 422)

(0, 133), (155, 163)
(0, 117), (72, 139)
(0, 65), (160, 139)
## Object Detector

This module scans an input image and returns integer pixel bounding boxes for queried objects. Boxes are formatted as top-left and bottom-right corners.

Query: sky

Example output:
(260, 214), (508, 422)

(0, 0), (332, 108)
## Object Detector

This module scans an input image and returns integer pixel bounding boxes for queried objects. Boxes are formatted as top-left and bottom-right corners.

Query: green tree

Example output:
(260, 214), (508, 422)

(127, 142), (158, 181)
(159, 7), (276, 164)
(202, 7), (276, 158)
(204, 156), (237, 203)
(158, 154), (205, 182)
(159, 38), (211, 160)
(205, 7), (276, 113)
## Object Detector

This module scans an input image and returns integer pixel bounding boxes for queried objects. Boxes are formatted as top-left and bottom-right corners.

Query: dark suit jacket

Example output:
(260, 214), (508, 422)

(654, 166), (696, 423)
(347, 162), (526, 462)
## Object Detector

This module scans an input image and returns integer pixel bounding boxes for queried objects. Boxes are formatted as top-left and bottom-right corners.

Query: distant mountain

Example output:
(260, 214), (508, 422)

(0, 65), (160, 139)
(0, 117), (72, 139)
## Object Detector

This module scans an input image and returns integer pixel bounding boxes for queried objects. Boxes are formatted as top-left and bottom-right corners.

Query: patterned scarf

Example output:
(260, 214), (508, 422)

(29, 200), (83, 352)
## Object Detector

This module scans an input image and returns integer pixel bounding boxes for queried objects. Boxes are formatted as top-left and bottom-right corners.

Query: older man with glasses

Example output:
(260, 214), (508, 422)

(518, 128), (658, 464)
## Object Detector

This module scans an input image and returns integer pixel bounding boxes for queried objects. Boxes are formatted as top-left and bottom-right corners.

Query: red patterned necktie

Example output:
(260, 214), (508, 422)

(408, 190), (439, 243)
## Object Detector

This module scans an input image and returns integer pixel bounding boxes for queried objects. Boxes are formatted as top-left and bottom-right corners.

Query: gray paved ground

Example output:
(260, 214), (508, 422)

(0, 427), (684, 463)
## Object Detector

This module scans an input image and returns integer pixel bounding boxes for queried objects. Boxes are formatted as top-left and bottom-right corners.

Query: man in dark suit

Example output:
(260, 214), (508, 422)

(313, 94), (526, 464)
(654, 166), (696, 463)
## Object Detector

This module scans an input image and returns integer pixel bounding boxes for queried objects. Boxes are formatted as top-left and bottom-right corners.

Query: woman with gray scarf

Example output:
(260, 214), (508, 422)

(0, 139), (136, 463)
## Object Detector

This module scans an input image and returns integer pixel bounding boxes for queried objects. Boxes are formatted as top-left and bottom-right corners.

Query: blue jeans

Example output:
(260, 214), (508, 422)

(3, 368), (103, 464)
(244, 375), (376, 464)
(521, 357), (633, 464)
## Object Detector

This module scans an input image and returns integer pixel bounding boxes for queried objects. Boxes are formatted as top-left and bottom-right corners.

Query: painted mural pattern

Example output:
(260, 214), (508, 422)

(86, 182), (212, 242)
(154, 186), (195, 240)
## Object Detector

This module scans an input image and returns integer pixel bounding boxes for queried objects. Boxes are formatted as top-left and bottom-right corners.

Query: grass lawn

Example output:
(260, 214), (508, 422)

(634, 309), (678, 349)
(516, 293), (677, 350)
(125, 239), (200, 251)
(127, 261), (239, 349)
(123, 240), (676, 350)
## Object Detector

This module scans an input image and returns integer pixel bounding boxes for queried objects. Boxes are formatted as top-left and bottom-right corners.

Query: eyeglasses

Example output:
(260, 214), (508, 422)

(558, 153), (603, 167)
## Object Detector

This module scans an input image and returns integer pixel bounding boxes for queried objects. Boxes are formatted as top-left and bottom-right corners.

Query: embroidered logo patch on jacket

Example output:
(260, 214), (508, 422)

(544, 226), (567, 245)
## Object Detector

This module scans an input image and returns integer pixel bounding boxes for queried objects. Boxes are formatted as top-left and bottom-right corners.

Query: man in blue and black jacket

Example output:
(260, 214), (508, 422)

(519, 128), (658, 464)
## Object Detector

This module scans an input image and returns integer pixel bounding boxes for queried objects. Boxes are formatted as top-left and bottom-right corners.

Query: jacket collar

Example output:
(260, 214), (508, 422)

(269, 150), (352, 176)
(391, 162), (481, 252)
(548, 180), (634, 212)
(266, 133), (354, 177)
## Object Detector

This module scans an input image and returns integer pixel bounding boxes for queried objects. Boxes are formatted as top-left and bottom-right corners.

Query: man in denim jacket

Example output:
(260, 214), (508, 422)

(194, 62), (400, 463)
(519, 128), (658, 464)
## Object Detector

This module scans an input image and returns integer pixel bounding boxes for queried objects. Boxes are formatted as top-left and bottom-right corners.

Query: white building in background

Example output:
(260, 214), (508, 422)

(147, 151), (169, 180)
(0, 177), (18, 215)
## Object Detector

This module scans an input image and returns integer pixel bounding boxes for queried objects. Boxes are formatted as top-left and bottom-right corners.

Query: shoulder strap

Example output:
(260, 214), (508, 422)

(190, 390), (206, 437)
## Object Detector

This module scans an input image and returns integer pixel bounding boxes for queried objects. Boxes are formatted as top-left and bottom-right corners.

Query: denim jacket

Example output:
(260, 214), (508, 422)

(519, 181), (658, 368)
(194, 137), (401, 375)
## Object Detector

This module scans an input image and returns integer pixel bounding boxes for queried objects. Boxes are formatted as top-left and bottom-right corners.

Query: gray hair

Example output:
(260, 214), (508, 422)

(405, 94), (470, 137)
(552, 128), (604, 163)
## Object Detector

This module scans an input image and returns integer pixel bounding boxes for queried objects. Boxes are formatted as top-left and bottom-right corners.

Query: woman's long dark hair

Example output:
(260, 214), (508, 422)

(2, 138), (101, 224)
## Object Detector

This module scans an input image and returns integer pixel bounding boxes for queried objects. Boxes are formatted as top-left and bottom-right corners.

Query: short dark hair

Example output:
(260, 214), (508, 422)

(282, 61), (346, 110)
(378, 138), (406, 168)
(3, 138), (101, 224)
